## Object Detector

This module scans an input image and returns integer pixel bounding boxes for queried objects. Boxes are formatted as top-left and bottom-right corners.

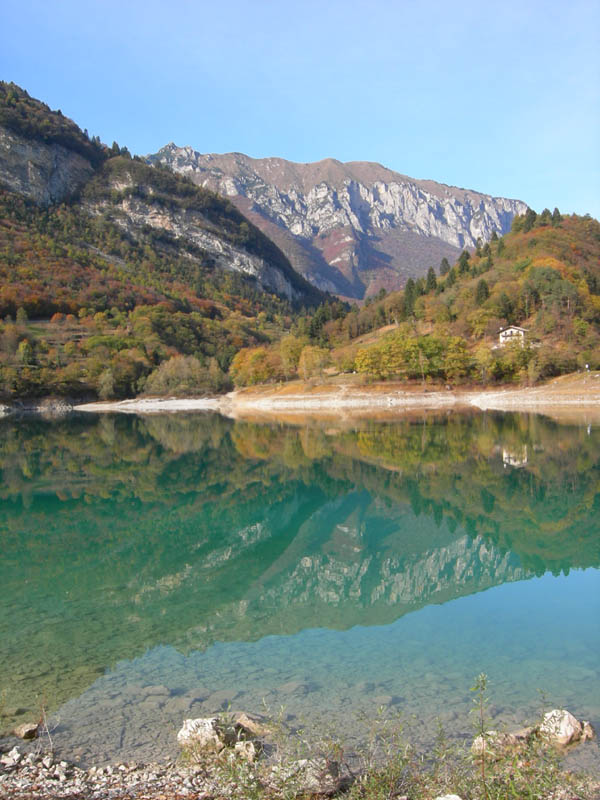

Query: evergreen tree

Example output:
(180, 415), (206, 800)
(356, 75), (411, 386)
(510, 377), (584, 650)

(426, 267), (437, 292)
(552, 207), (563, 225)
(475, 279), (489, 306)
(458, 250), (470, 274)
(523, 208), (538, 232)
(403, 278), (416, 316)
(439, 257), (451, 276)
(497, 291), (514, 322)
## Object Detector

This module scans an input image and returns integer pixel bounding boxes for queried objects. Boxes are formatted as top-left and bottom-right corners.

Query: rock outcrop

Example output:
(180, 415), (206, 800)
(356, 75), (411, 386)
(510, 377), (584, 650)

(149, 145), (528, 298)
(0, 126), (94, 205)
(83, 174), (310, 302)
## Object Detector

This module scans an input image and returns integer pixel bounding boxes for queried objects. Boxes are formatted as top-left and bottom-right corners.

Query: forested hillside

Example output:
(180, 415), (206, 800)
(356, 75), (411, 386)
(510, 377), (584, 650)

(230, 212), (600, 386)
(0, 83), (328, 401)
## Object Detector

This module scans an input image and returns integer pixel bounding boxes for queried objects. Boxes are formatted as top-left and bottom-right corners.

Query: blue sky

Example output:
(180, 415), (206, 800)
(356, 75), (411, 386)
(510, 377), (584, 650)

(2, 0), (599, 216)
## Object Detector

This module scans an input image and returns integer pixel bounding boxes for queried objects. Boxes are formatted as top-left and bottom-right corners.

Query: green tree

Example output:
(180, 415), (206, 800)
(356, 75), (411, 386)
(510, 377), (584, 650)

(523, 208), (538, 232)
(497, 292), (514, 323)
(458, 250), (471, 274)
(403, 278), (417, 316)
(439, 257), (451, 276)
(17, 339), (34, 364)
(426, 267), (437, 292)
(98, 368), (115, 399)
(475, 279), (490, 306)
(298, 345), (329, 380)
(474, 343), (494, 384)
(444, 337), (471, 383)
(279, 334), (307, 377)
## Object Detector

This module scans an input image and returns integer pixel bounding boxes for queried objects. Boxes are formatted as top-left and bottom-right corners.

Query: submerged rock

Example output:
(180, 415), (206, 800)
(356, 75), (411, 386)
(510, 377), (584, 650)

(12, 722), (39, 740)
(232, 710), (270, 739)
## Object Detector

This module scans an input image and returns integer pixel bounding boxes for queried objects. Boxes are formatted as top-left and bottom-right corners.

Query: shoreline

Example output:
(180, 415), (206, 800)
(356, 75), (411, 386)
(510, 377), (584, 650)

(2, 372), (599, 423)
(69, 372), (600, 423)
(1, 708), (598, 800)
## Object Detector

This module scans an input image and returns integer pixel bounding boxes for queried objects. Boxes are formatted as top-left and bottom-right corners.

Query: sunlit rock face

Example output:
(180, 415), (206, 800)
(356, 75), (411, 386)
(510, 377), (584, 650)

(149, 145), (528, 299)
(0, 126), (94, 205)
(82, 175), (303, 301)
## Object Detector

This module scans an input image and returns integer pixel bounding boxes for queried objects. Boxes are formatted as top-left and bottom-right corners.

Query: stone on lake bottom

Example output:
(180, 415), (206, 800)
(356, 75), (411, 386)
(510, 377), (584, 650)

(232, 711), (270, 739)
(12, 721), (39, 740)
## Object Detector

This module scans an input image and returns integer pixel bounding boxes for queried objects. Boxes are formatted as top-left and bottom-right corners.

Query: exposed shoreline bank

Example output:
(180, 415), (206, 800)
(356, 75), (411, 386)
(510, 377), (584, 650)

(68, 372), (600, 423)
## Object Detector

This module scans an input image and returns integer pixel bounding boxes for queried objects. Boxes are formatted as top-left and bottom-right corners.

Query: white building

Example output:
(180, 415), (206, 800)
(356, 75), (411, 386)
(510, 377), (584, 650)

(498, 325), (528, 346)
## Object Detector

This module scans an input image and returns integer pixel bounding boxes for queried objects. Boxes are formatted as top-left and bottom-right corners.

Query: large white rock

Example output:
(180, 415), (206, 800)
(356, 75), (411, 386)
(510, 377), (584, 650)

(539, 709), (583, 746)
(177, 717), (224, 752)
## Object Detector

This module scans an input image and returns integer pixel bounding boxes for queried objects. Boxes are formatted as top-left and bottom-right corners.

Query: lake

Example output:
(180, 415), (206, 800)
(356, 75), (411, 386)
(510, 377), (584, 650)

(1, 410), (599, 771)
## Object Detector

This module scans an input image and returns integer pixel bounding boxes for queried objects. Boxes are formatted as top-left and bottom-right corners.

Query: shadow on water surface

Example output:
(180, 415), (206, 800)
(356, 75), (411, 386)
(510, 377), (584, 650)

(0, 410), (599, 765)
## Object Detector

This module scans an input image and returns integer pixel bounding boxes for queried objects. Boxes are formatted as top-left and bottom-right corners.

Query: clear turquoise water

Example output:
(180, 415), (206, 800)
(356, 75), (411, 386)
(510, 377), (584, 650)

(0, 411), (598, 767)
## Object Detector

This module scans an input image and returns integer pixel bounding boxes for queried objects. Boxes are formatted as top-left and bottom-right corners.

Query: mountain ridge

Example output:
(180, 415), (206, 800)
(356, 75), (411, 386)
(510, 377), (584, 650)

(150, 143), (528, 299)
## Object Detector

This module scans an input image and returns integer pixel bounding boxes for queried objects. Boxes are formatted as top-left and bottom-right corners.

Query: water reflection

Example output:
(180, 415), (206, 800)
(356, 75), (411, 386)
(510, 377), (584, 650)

(0, 411), (599, 759)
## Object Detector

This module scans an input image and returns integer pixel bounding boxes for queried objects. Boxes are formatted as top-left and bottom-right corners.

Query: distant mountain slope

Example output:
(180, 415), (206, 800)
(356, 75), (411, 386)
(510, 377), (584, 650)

(0, 82), (329, 401)
(149, 144), (528, 299)
(0, 82), (323, 307)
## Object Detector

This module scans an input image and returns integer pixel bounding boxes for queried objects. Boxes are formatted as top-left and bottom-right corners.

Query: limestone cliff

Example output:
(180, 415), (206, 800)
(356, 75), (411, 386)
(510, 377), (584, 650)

(0, 125), (94, 205)
(83, 168), (313, 302)
(150, 145), (528, 299)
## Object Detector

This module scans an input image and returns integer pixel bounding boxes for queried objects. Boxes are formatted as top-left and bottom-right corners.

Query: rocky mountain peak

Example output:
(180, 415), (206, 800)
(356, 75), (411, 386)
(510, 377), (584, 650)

(149, 145), (528, 299)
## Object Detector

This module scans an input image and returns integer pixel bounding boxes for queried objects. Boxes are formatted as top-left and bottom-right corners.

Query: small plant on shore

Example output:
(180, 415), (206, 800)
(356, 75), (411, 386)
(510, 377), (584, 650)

(0, 688), (7, 729)
(471, 671), (491, 799)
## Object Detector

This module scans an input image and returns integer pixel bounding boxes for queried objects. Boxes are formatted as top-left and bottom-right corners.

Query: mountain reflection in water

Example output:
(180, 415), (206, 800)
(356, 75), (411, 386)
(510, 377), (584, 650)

(0, 410), (599, 763)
